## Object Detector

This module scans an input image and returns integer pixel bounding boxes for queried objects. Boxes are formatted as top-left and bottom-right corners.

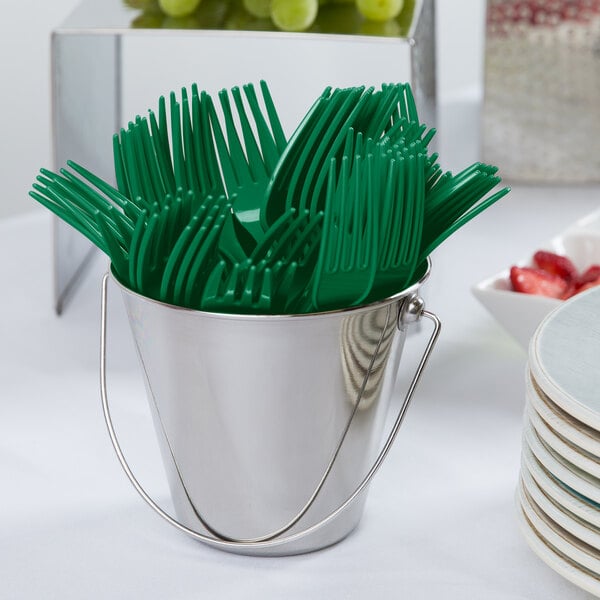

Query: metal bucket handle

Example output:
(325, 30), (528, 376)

(100, 272), (441, 551)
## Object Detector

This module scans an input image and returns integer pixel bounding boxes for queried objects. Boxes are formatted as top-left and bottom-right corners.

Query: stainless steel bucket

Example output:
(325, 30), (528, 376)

(100, 261), (440, 556)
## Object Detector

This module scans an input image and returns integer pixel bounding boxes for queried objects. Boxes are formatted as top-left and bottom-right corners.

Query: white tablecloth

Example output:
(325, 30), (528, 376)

(2, 120), (600, 598)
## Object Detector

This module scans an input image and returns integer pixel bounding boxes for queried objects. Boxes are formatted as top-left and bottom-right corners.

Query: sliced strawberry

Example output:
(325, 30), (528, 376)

(533, 250), (578, 282)
(575, 264), (600, 289)
(510, 266), (570, 299)
(573, 274), (600, 296)
(561, 282), (579, 300)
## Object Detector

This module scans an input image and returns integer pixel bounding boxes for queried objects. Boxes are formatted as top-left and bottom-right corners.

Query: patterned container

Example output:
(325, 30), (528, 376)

(483, 0), (600, 183)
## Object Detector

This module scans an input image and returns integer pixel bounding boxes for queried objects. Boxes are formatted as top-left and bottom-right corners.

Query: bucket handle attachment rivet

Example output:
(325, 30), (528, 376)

(100, 273), (441, 551)
(398, 293), (426, 328)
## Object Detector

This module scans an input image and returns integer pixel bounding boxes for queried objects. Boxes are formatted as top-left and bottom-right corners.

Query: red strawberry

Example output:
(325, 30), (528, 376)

(533, 250), (578, 282)
(510, 266), (570, 298)
(572, 274), (600, 296)
(571, 274), (600, 296)
(575, 264), (600, 289)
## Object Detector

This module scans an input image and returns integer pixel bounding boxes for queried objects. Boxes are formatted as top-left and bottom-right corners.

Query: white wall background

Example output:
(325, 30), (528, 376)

(0, 0), (485, 220)
(0, 0), (82, 219)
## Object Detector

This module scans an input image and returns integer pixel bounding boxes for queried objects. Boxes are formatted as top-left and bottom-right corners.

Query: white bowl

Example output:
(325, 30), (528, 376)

(472, 209), (600, 350)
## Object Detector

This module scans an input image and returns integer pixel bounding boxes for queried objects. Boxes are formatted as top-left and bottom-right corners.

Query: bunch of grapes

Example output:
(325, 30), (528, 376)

(124, 0), (414, 35)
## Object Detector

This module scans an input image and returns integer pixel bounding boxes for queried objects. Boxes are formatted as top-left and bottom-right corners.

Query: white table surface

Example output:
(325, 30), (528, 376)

(2, 107), (600, 599)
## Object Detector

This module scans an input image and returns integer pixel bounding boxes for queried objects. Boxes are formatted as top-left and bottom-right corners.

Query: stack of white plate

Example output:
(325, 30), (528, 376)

(517, 286), (600, 597)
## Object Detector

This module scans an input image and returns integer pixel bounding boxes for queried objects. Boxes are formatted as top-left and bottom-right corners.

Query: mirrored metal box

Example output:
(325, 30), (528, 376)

(51, 0), (436, 312)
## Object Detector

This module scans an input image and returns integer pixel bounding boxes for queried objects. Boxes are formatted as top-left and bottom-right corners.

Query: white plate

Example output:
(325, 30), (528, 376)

(522, 443), (600, 529)
(527, 369), (600, 459)
(516, 488), (600, 598)
(524, 420), (600, 505)
(520, 462), (600, 551)
(472, 207), (600, 350)
(530, 285), (600, 431)
(526, 401), (600, 480)
(518, 478), (600, 576)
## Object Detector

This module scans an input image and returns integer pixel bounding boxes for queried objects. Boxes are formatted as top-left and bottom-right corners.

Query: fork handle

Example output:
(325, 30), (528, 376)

(100, 272), (441, 552)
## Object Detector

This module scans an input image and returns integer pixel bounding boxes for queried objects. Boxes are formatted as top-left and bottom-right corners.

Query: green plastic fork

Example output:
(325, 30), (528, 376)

(30, 182), (109, 255)
(258, 209), (324, 312)
(287, 86), (370, 217)
(158, 194), (230, 307)
(311, 151), (378, 311)
(29, 80), (512, 317)
(207, 82), (287, 241)
(421, 164), (502, 250)
(29, 163), (139, 279)
(34, 167), (134, 245)
(201, 259), (273, 314)
(265, 83), (433, 229)
(371, 147), (426, 301)
(261, 85), (334, 228)
(418, 186), (510, 264)
(114, 87), (249, 264)
(113, 89), (226, 206)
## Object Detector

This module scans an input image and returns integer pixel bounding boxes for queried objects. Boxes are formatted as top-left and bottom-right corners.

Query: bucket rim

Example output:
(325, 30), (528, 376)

(109, 257), (431, 321)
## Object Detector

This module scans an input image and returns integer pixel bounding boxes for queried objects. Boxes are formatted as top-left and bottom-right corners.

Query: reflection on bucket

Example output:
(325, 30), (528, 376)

(341, 306), (399, 412)
(100, 260), (440, 556)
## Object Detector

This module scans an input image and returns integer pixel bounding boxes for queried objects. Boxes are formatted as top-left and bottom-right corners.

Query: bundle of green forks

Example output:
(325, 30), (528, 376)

(30, 80), (509, 314)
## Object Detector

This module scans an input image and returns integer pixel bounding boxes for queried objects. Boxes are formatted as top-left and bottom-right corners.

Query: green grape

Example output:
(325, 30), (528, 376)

(158, 0), (202, 18)
(195, 0), (230, 27)
(224, 5), (247, 27)
(395, 0), (415, 36)
(124, 0), (163, 13)
(271, 0), (318, 31)
(312, 4), (361, 34)
(123, 0), (157, 9)
(243, 0), (271, 18)
(131, 11), (165, 27)
(225, 5), (276, 30)
(358, 17), (401, 36)
(162, 14), (202, 27)
(356, 0), (403, 21)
